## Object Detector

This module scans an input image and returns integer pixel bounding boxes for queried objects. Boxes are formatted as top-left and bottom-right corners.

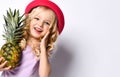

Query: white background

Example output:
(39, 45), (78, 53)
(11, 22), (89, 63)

(0, 0), (120, 77)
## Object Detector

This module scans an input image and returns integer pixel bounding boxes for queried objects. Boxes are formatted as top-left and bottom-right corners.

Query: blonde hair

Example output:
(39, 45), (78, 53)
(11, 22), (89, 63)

(20, 6), (58, 57)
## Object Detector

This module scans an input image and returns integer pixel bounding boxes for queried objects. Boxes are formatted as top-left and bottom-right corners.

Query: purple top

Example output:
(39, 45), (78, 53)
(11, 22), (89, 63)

(1, 46), (39, 77)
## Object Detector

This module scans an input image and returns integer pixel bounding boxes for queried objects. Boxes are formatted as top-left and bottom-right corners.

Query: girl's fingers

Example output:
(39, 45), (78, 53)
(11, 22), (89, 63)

(0, 61), (7, 68)
(3, 66), (11, 71)
(0, 61), (11, 71)
(0, 57), (3, 62)
(0, 66), (11, 71)
(43, 30), (50, 40)
(40, 30), (50, 49)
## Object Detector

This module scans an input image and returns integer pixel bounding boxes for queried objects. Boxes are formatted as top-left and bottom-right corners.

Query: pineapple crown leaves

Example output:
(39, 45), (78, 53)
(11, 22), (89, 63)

(2, 8), (25, 44)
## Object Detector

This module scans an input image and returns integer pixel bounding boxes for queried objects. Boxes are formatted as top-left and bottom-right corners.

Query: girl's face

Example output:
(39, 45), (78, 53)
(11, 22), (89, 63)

(29, 7), (55, 39)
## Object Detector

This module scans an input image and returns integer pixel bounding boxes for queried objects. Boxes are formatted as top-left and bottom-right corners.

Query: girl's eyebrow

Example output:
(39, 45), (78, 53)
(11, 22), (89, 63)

(45, 19), (51, 23)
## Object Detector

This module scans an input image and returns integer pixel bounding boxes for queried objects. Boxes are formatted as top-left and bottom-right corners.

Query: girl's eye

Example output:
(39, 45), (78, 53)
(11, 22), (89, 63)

(45, 22), (50, 25)
(34, 17), (39, 20)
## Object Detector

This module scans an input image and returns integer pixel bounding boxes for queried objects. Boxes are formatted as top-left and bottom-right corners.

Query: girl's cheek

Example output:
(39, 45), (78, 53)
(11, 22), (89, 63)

(30, 20), (35, 26)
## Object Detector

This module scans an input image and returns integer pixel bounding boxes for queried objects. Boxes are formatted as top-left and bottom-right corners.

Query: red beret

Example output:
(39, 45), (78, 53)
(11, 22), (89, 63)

(25, 0), (65, 34)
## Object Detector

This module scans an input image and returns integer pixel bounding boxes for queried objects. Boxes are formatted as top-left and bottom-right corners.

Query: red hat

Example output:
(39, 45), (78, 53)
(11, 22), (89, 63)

(25, 0), (65, 34)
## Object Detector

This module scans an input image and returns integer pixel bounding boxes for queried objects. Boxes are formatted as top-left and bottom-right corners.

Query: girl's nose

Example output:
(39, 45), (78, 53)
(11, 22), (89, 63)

(38, 21), (43, 27)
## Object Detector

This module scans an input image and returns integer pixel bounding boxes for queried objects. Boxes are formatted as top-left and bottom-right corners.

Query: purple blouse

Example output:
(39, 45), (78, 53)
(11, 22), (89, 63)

(1, 46), (39, 77)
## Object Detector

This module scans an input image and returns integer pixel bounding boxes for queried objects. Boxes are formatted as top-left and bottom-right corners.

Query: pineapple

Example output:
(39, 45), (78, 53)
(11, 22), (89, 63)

(0, 8), (24, 69)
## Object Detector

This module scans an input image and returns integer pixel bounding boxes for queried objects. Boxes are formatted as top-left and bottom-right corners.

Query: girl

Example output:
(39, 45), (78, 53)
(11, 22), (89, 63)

(0, 0), (64, 77)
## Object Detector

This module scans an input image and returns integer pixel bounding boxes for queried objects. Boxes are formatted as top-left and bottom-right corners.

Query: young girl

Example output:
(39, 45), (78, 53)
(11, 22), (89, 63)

(0, 0), (64, 77)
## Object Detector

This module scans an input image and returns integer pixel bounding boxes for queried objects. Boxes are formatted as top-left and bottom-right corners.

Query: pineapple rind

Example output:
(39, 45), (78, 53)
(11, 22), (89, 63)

(1, 43), (22, 69)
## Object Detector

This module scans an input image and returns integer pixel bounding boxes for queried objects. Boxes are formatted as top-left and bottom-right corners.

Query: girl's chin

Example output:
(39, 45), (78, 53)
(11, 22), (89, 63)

(30, 34), (42, 39)
(34, 35), (42, 39)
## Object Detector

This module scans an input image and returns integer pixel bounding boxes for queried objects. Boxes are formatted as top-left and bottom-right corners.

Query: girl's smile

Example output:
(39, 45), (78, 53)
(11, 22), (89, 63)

(34, 25), (43, 33)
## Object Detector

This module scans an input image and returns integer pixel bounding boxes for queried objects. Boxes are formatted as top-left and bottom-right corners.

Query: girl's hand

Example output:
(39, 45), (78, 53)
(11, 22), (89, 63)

(40, 30), (50, 50)
(0, 57), (11, 71)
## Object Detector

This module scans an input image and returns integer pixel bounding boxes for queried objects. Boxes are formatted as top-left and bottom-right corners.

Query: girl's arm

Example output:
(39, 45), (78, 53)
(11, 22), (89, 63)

(39, 48), (51, 77)
(39, 31), (51, 77)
